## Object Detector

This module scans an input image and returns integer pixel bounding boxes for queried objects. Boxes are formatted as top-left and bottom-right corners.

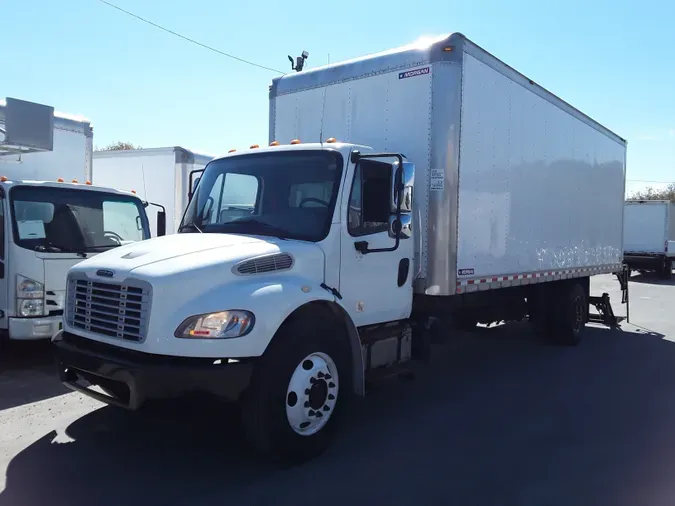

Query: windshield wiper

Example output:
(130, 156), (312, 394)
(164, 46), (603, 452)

(178, 223), (203, 233)
(34, 244), (87, 258)
(225, 219), (291, 240)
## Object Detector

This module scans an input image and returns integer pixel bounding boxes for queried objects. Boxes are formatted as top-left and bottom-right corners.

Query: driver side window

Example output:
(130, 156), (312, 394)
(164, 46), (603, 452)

(202, 173), (259, 224)
(347, 161), (392, 236)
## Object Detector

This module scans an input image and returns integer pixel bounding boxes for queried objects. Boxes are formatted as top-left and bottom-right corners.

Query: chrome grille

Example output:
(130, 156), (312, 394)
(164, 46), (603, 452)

(66, 275), (151, 342)
(235, 253), (294, 275)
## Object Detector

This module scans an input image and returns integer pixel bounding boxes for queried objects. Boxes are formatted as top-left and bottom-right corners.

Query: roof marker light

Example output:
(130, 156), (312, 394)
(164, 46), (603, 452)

(228, 149), (236, 153)
(57, 178), (64, 182)
(326, 137), (337, 143)
(290, 139), (301, 145)
(250, 144), (259, 149)
(269, 141), (280, 146)
(72, 179), (78, 183)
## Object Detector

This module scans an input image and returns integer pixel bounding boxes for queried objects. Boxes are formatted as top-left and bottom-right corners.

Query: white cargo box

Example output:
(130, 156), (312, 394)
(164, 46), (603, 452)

(0, 100), (93, 183)
(624, 200), (675, 256)
(93, 147), (213, 235)
(270, 33), (627, 296)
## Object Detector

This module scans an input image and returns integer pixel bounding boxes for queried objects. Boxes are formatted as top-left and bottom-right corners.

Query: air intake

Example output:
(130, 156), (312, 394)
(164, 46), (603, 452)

(234, 253), (294, 275)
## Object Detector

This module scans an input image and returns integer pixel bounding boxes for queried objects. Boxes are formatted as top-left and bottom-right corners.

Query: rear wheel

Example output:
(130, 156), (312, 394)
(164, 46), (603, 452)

(551, 282), (587, 346)
(660, 258), (672, 279)
(241, 311), (351, 465)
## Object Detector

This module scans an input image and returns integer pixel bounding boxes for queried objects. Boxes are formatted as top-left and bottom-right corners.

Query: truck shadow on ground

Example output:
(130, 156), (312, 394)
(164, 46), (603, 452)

(0, 341), (67, 411)
(2, 323), (675, 506)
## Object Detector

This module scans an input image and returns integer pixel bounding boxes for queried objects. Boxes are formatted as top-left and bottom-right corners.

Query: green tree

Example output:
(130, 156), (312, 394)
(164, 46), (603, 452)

(629, 183), (675, 202)
(95, 141), (141, 152)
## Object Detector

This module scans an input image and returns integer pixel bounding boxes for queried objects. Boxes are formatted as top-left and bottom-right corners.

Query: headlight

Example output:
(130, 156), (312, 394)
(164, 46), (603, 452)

(174, 310), (255, 339)
(16, 275), (45, 317)
(18, 298), (44, 317)
(17, 275), (44, 299)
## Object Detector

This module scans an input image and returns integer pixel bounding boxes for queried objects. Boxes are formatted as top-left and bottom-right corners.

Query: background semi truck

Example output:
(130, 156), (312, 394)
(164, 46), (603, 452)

(54, 33), (628, 464)
(0, 98), (161, 344)
(93, 147), (213, 235)
(623, 200), (675, 278)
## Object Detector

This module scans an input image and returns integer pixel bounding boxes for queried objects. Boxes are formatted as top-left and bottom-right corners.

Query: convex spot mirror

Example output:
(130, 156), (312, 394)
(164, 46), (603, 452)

(390, 161), (415, 213)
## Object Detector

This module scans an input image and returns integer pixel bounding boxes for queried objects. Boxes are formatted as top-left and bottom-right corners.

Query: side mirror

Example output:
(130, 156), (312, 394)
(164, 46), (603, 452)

(390, 161), (415, 213)
(156, 210), (167, 237)
(388, 214), (412, 239)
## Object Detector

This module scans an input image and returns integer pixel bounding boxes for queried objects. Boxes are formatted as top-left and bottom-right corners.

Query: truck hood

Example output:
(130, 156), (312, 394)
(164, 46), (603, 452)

(70, 233), (325, 285)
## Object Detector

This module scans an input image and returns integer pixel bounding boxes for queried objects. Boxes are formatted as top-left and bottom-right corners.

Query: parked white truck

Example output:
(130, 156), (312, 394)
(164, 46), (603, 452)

(623, 200), (675, 278)
(93, 147), (213, 235)
(53, 33), (628, 463)
(0, 98), (162, 344)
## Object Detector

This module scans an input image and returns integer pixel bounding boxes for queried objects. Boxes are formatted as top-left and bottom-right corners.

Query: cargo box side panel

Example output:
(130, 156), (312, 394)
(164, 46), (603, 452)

(93, 151), (177, 235)
(0, 126), (89, 183)
(456, 53), (625, 283)
(273, 68), (433, 277)
(669, 202), (675, 242)
(623, 202), (668, 254)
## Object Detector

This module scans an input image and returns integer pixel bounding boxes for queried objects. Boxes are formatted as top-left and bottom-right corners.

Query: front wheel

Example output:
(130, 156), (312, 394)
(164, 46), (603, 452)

(241, 313), (351, 465)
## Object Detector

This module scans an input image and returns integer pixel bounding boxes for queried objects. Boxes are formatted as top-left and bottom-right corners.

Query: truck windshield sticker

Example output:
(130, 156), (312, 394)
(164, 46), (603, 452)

(458, 268), (474, 276)
(430, 169), (444, 191)
(398, 67), (430, 80)
(17, 220), (46, 240)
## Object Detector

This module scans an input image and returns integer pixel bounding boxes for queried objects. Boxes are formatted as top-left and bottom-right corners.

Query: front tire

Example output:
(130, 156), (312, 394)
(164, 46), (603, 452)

(241, 311), (351, 465)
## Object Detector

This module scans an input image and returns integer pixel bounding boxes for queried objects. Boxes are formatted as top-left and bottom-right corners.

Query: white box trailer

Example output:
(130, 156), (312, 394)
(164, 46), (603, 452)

(623, 200), (675, 278)
(54, 33), (629, 463)
(93, 147), (213, 235)
(0, 99), (92, 182)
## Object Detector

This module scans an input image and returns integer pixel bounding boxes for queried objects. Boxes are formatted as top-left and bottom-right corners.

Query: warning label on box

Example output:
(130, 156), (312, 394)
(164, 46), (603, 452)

(430, 169), (444, 191)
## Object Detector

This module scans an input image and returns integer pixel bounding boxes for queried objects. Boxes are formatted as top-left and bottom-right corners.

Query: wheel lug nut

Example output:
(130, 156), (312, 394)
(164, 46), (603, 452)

(304, 401), (310, 408)
(315, 411), (323, 418)
(317, 371), (325, 378)
(328, 382), (335, 388)
(328, 394), (335, 400)
(324, 374), (332, 380)
(308, 410), (316, 417)
(305, 389), (311, 395)
(310, 377), (316, 384)
(323, 405), (330, 412)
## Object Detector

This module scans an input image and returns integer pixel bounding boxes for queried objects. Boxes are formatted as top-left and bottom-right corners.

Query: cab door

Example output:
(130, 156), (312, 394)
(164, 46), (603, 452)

(338, 154), (415, 327)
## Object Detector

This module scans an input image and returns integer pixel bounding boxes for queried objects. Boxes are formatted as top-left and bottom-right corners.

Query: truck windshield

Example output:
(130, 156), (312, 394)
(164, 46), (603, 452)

(180, 150), (344, 242)
(10, 186), (150, 254)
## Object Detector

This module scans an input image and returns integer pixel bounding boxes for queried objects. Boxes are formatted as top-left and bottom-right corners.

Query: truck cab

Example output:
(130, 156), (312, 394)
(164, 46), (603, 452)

(54, 141), (414, 461)
(0, 178), (160, 342)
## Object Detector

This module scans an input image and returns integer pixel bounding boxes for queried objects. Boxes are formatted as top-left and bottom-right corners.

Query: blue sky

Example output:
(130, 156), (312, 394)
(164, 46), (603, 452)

(4, 0), (674, 195)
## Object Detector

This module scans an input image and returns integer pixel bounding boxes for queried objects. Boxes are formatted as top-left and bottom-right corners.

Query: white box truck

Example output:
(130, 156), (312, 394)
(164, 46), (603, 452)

(53, 33), (628, 463)
(623, 200), (675, 278)
(0, 98), (164, 345)
(93, 147), (213, 235)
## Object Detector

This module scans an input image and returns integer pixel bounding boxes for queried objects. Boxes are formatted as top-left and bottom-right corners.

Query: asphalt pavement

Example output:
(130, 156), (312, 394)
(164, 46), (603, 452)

(1, 273), (675, 506)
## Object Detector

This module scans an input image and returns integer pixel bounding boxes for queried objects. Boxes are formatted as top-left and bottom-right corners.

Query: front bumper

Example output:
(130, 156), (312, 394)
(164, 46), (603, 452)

(52, 330), (254, 409)
(9, 316), (63, 340)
